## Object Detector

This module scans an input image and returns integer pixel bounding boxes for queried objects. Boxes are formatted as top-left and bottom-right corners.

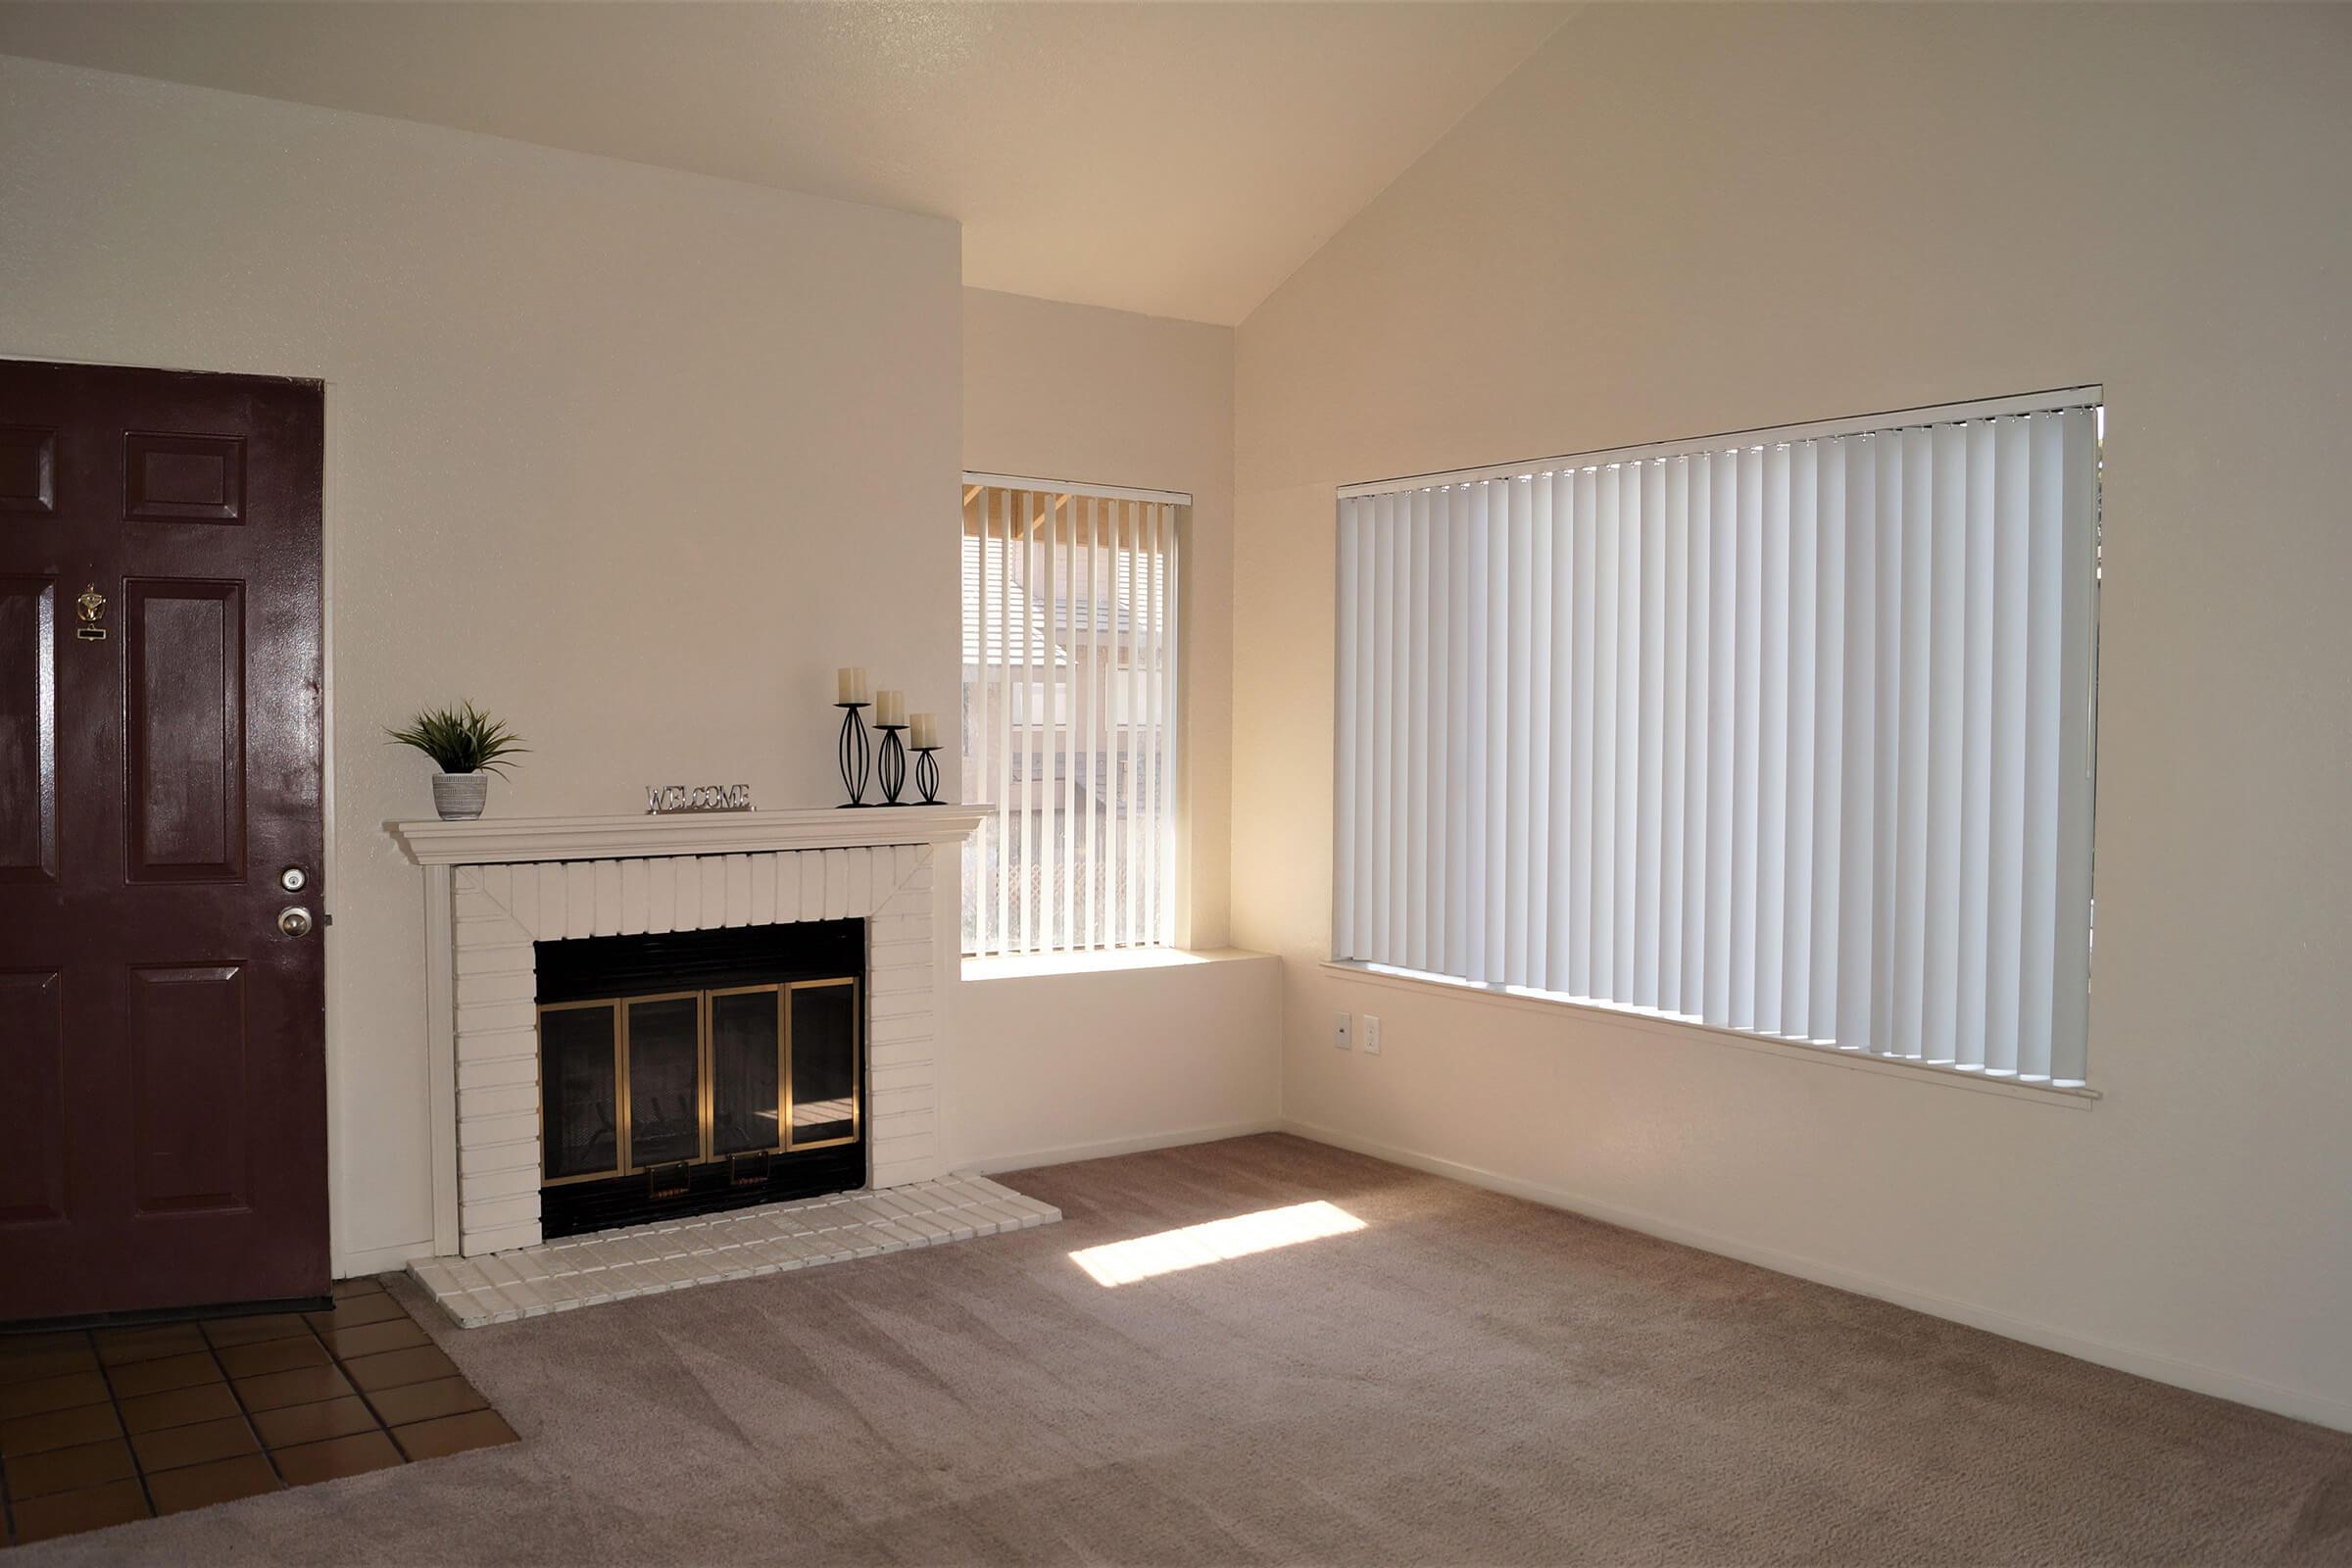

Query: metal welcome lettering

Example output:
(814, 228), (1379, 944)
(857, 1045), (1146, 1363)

(645, 784), (755, 815)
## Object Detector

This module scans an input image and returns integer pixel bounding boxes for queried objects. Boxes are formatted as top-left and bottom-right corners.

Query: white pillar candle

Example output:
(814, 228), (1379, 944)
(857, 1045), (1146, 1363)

(909, 712), (938, 751)
(875, 689), (905, 727)
(837, 666), (869, 705)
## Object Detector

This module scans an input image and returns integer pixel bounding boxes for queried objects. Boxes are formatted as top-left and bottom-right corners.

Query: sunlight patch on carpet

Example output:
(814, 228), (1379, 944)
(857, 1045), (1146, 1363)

(1069, 1200), (1366, 1287)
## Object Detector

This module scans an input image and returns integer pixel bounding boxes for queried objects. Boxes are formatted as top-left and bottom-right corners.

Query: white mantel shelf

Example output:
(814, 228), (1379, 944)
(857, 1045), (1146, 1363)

(389, 805), (986, 866)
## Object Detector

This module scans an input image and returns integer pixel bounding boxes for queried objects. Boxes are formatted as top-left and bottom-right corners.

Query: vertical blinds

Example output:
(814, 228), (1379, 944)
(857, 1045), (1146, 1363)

(1334, 392), (2099, 1084)
(963, 480), (1180, 956)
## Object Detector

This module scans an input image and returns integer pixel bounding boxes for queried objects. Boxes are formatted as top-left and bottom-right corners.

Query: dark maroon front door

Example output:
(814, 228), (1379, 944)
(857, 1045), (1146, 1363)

(1, 361), (327, 1322)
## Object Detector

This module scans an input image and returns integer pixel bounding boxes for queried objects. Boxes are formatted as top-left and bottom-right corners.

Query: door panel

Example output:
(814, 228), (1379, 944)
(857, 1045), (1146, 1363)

(0, 574), (57, 882)
(129, 963), (251, 1214)
(127, 579), (245, 881)
(0, 970), (66, 1226)
(0, 424), (56, 514)
(124, 431), (245, 523)
(0, 361), (325, 1323)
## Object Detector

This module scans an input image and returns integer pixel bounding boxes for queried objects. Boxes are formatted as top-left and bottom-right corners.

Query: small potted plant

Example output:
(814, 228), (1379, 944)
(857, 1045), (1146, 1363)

(387, 703), (526, 820)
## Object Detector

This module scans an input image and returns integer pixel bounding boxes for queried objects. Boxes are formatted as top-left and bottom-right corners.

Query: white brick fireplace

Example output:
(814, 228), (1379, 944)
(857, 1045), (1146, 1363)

(390, 808), (985, 1259)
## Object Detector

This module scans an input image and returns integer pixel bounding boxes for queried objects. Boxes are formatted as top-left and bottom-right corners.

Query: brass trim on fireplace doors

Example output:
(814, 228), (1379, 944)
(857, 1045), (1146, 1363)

(784, 976), (861, 1152)
(617, 989), (705, 1178)
(698, 989), (716, 1166)
(537, 997), (623, 1188)
(537, 975), (863, 1180)
(707, 981), (787, 1161)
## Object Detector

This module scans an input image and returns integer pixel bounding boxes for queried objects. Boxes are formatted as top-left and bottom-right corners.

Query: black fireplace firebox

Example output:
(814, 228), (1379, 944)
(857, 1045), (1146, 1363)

(534, 919), (865, 1239)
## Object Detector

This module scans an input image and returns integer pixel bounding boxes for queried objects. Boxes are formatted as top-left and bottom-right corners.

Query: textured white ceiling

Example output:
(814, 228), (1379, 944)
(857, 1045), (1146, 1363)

(0, 1), (1568, 324)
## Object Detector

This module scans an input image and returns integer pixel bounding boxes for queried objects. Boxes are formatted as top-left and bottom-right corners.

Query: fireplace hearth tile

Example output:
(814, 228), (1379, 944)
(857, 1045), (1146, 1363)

(470, 1269), (554, 1319)
(623, 1262), (675, 1294)
(762, 1235), (822, 1267)
(407, 1174), (1060, 1328)
(461, 1288), (522, 1323)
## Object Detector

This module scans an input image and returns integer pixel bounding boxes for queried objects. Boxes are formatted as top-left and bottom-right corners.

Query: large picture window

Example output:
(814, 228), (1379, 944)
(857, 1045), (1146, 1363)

(1333, 391), (2100, 1085)
(962, 476), (1182, 956)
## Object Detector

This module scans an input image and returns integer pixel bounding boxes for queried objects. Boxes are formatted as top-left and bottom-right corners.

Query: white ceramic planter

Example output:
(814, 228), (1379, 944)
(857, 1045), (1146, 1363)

(431, 771), (491, 821)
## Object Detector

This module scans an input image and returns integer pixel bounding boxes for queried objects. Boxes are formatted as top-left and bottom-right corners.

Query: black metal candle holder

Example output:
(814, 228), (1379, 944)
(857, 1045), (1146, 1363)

(835, 702), (871, 808)
(913, 746), (941, 805)
(875, 724), (909, 806)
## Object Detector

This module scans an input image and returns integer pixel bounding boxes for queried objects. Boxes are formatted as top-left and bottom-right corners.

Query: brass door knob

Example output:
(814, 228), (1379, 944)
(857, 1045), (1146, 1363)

(277, 906), (314, 938)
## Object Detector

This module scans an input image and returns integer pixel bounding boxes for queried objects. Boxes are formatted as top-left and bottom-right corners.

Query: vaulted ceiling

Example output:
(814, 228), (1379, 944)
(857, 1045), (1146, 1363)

(0, 1), (1569, 325)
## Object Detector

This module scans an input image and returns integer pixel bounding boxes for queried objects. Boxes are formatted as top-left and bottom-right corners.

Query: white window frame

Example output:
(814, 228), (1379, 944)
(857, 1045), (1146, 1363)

(960, 472), (1186, 958)
(1331, 389), (2101, 1095)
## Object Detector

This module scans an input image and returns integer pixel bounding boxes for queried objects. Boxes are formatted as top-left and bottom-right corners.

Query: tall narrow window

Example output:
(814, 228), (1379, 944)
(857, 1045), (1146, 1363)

(1333, 391), (2100, 1085)
(961, 475), (1182, 956)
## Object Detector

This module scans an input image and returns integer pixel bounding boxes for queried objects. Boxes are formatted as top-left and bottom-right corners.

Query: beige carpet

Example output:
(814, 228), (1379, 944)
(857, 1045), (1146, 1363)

(16, 1134), (2351, 1565)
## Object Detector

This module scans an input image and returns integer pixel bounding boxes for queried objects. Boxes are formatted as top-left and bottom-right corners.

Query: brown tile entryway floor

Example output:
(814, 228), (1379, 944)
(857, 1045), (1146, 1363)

(0, 1276), (515, 1547)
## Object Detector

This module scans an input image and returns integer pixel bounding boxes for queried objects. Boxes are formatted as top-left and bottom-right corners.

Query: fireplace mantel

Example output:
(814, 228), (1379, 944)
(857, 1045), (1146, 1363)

(389, 805), (987, 867)
(389, 806), (983, 1259)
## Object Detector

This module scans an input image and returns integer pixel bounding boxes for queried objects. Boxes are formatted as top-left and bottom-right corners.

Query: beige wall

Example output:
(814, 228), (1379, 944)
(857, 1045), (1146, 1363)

(956, 288), (1280, 1169)
(956, 952), (1279, 1172)
(0, 57), (962, 1273)
(1233, 4), (2352, 1426)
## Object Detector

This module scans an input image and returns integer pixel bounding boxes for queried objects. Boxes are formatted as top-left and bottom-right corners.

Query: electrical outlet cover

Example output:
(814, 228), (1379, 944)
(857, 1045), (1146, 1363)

(1362, 1015), (1382, 1054)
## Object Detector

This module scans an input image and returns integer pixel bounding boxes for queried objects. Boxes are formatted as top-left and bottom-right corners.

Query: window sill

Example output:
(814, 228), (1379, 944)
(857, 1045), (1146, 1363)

(1320, 960), (2099, 1108)
(964, 947), (1272, 983)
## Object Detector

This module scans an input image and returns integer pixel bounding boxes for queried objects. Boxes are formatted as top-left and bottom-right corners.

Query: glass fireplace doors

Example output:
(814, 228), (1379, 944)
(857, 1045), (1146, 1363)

(539, 977), (861, 1190)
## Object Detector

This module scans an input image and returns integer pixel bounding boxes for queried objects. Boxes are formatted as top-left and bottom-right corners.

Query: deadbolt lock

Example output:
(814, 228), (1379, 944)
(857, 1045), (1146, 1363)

(280, 866), (308, 893)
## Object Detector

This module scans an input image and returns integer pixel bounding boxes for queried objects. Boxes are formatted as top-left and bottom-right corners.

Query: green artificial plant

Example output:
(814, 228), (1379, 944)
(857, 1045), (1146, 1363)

(386, 702), (528, 775)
